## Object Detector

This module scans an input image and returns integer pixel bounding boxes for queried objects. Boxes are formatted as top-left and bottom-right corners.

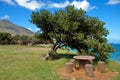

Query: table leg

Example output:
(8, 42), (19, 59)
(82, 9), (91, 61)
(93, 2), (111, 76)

(79, 60), (90, 69)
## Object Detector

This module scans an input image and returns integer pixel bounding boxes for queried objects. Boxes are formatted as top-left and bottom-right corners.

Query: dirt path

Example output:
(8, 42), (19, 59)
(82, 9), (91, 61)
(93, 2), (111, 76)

(58, 66), (118, 80)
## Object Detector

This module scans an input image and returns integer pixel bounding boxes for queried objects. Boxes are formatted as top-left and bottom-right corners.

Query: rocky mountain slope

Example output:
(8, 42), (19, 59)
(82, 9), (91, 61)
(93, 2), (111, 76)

(0, 20), (33, 36)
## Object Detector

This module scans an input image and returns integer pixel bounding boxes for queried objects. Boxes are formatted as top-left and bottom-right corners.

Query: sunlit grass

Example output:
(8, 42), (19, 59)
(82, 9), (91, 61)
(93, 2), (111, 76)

(0, 45), (68, 80)
(0, 45), (120, 80)
(106, 61), (120, 80)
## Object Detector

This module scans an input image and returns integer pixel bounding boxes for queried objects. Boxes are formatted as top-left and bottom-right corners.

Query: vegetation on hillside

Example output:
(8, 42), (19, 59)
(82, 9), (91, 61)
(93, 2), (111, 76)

(30, 5), (114, 61)
(0, 32), (50, 45)
(0, 32), (11, 44)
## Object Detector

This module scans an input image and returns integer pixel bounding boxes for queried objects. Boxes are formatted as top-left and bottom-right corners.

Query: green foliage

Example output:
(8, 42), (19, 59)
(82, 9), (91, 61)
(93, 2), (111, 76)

(20, 35), (31, 45)
(11, 34), (21, 44)
(11, 34), (32, 45)
(0, 32), (12, 44)
(32, 32), (52, 44)
(48, 51), (59, 60)
(0, 32), (33, 45)
(30, 5), (115, 61)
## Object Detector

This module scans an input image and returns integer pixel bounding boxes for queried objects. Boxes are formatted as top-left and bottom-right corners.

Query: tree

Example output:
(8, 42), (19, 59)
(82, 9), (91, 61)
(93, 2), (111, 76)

(20, 35), (31, 45)
(11, 34), (21, 44)
(32, 31), (52, 44)
(0, 32), (12, 44)
(30, 6), (114, 61)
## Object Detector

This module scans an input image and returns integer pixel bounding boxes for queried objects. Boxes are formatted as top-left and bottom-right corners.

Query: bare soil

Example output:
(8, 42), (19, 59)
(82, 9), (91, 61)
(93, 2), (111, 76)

(58, 66), (118, 80)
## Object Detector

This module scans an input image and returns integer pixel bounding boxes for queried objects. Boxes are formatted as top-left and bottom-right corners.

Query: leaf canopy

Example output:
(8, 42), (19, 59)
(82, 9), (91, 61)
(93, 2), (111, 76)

(30, 6), (115, 61)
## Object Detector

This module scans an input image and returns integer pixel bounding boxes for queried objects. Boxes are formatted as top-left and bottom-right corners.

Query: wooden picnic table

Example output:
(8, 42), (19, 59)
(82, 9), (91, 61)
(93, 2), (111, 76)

(73, 55), (95, 69)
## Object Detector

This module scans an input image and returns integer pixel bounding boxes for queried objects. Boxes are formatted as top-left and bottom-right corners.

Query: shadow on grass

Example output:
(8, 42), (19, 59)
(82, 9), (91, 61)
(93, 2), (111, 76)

(52, 53), (77, 60)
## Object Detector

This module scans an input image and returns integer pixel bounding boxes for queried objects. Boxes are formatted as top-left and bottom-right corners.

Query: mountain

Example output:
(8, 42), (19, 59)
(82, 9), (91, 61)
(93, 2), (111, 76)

(0, 20), (33, 36)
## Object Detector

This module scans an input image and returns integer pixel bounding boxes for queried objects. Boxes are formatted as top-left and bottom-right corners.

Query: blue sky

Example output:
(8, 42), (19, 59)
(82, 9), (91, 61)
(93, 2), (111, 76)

(0, 0), (120, 43)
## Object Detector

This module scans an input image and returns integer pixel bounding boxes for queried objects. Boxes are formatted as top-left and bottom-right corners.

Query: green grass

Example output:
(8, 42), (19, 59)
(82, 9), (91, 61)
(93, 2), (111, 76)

(0, 45), (120, 80)
(106, 60), (120, 80)
(0, 45), (68, 80)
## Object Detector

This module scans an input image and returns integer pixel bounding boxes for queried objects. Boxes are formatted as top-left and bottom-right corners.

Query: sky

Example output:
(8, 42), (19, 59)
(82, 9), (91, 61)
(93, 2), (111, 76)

(0, 0), (120, 43)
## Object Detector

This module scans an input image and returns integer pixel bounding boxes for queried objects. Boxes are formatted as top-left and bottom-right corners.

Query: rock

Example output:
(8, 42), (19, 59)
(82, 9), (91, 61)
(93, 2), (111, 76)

(97, 61), (105, 73)
(85, 64), (94, 77)
(69, 59), (76, 68)
(65, 62), (73, 73)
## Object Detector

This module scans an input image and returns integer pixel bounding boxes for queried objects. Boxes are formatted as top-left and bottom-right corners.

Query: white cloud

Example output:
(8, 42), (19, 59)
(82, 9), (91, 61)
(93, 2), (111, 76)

(49, 0), (70, 8)
(0, 0), (15, 5)
(71, 0), (96, 11)
(0, 15), (10, 20)
(15, 0), (45, 10)
(48, 0), (95, 11)
(0, 0), (95, 11)
(107, 0), (120, 5)
(28, 28), (32, 31)
(89, 6), (96, 10)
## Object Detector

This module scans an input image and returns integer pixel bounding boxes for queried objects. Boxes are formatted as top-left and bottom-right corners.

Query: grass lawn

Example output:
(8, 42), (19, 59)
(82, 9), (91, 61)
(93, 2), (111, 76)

(106, 61), (120, 80)
(0, 45), (120, 80)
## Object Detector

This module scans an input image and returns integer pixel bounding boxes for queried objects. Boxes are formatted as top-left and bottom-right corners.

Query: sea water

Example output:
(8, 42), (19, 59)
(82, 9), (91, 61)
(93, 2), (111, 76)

(109, 44), (120, 62)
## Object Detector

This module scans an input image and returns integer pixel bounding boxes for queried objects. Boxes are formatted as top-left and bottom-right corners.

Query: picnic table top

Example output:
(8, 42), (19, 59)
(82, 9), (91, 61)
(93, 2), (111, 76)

(73, 55), (95, 60)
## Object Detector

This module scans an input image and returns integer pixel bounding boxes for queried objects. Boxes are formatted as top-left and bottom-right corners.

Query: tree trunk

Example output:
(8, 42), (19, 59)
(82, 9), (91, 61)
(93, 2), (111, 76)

(44, 42), (60, 60)
(51, 41), (61, 52)
(51, 42), (58, 52)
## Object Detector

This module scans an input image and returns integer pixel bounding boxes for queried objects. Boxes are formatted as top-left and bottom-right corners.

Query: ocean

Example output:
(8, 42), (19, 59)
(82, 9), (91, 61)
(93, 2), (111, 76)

(109, 44), (120, 62)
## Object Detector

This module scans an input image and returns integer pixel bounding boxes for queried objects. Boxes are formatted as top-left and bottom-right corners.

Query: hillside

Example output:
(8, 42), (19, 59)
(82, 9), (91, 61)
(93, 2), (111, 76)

(0, 20), (33, 36)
